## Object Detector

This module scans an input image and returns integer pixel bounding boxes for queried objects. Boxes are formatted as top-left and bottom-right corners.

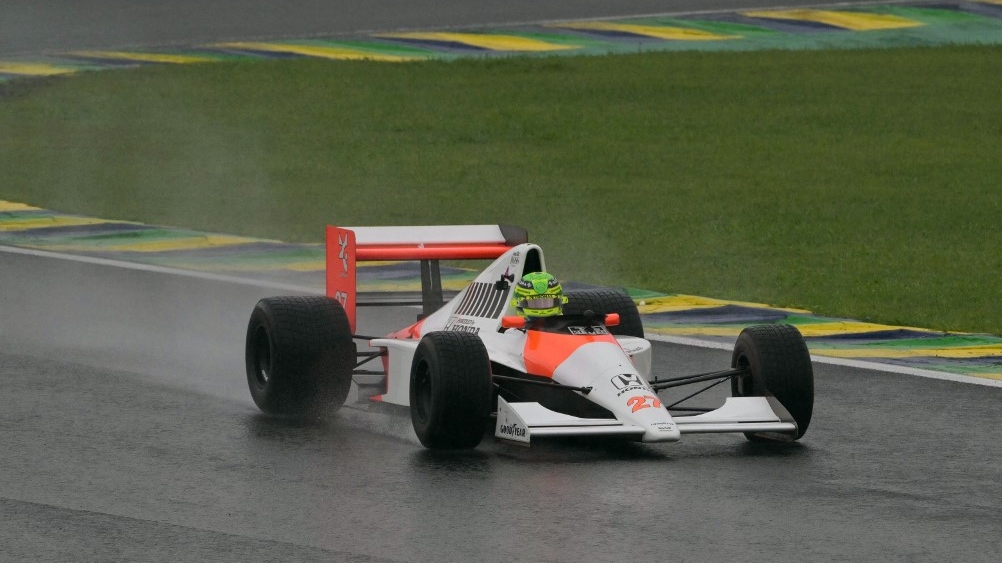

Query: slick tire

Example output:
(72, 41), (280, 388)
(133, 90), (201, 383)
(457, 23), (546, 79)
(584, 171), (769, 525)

(730, 324), (814, 442)
(245, 296), (356, 418)
(563, 288), (645, 338)
(409, 331), (492, 450)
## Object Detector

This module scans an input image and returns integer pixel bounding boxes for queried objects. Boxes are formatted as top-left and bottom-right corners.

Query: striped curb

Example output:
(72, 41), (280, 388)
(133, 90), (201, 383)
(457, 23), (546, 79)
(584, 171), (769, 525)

(3, 199), (1000, 382)
(3, 2), (1002, 81)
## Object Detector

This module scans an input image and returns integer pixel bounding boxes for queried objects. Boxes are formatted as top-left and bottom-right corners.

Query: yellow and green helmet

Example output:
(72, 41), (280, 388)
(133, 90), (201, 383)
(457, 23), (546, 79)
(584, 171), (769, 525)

(510, 272), (568, 318)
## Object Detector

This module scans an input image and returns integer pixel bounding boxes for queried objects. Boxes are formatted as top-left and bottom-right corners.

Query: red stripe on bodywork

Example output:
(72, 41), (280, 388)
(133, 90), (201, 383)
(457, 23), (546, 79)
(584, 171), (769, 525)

(523, 331), (617, 377)
(355, 244), (510, 260)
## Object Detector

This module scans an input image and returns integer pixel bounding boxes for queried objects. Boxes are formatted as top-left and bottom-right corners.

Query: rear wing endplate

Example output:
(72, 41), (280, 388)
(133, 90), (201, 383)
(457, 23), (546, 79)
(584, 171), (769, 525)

(326, 225), (528, 333)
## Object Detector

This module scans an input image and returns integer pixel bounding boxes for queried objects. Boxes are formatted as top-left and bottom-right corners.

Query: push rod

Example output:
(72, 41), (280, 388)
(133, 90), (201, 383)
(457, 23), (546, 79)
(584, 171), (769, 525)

(649, 368), (748, 391)
(491, 374), (592, 395)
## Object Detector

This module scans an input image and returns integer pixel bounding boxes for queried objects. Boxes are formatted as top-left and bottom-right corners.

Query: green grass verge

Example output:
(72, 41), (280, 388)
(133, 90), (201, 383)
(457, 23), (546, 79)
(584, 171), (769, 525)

(2, 45), (1001, 334)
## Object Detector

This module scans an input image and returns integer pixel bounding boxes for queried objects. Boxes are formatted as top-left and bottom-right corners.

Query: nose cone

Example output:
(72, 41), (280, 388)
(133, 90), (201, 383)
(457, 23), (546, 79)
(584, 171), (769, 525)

(552, 341), (681, 442)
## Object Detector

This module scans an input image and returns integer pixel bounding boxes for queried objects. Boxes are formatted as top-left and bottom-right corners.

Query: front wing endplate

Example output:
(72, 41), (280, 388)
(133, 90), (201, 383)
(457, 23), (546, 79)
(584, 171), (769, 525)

(495, 397), (645, 444)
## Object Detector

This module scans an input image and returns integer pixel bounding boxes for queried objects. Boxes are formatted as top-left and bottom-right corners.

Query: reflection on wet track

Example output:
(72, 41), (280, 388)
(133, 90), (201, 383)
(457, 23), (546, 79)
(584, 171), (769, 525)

(3, 1), (1002, 560)
(2, 249), (1001, 562)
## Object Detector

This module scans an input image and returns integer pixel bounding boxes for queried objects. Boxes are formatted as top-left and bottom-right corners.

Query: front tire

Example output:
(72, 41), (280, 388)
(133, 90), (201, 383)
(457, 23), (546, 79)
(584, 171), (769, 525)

(563, 288), (644, 338)
(409, 331), (492, 449)
(731, 324), (814, 441)
(245, 296), (355, 418)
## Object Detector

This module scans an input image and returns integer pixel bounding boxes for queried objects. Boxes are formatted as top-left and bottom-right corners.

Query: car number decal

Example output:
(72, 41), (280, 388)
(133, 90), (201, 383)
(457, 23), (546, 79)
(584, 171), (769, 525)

(627, 395), (662, 413)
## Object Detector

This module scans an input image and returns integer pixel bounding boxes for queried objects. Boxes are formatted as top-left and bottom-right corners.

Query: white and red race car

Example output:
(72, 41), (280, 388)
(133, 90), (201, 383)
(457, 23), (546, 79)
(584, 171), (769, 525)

(244, 225), (814, 449)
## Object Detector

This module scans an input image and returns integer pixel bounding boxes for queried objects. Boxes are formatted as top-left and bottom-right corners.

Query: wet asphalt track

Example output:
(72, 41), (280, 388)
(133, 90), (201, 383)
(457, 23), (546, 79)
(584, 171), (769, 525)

(3, 249), (1002, 562)
(3, 1), (1002, 561)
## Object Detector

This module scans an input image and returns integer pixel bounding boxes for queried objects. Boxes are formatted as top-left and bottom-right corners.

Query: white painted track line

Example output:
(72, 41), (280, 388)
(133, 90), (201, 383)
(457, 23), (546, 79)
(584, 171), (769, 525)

(5, 243), (1000, 388)
(646, 333), (1002, 388)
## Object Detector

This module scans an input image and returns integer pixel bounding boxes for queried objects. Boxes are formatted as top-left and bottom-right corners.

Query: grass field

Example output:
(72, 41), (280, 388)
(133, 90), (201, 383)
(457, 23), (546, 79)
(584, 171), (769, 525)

(2, 45), (1000, 334)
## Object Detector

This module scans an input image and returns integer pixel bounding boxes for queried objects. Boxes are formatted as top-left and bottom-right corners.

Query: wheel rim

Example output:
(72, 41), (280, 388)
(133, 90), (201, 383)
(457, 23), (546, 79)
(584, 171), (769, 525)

(413, 359), (432, 424)
(734, 353), (752, 396)
(252, 326), (272, 387)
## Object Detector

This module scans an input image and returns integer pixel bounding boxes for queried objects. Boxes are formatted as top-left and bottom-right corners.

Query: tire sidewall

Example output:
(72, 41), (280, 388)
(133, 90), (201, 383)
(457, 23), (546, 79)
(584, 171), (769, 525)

(244, 296), (354, 417)
(730, 324), (814, 440)
(246, 302), (283, 413)
(409, 331), (491, 449)
(410, 335), (443, 439)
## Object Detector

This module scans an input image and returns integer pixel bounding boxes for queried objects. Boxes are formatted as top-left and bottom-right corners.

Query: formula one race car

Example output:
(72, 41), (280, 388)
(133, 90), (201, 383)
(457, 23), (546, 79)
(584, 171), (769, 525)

(244, 225), (814, 449)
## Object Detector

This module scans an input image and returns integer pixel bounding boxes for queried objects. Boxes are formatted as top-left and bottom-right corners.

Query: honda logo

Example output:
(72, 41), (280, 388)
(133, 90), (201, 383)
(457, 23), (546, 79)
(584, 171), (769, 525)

(610, 373), (642, 390)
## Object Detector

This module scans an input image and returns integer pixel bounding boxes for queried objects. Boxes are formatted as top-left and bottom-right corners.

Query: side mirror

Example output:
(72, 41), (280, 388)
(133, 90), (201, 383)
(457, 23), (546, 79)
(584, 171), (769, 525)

(604, 313), (620, 327)
(501, 316), (527, 329)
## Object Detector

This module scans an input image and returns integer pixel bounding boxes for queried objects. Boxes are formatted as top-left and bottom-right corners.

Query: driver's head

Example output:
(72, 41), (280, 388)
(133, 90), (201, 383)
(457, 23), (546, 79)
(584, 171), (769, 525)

(511, 272), (568, 318)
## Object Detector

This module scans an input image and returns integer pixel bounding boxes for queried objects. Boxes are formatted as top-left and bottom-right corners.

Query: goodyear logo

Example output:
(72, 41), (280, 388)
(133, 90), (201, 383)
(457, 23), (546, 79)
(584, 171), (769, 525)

(498, 422), (526, 438)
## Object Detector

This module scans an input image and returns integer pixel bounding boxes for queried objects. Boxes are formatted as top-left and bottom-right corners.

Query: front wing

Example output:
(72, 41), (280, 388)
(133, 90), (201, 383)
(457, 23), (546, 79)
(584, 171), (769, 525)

(495, 396), (797, 444)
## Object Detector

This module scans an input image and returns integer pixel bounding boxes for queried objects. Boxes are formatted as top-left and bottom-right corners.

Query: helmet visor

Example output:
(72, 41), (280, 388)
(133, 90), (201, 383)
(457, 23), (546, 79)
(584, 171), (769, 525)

(516, 296), (563, 310)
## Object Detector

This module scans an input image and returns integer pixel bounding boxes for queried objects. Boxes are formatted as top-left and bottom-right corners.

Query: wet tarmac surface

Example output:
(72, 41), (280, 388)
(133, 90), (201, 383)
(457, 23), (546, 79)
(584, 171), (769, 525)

(2, 249), (1001, 562)
(3, 1), (1002, 560)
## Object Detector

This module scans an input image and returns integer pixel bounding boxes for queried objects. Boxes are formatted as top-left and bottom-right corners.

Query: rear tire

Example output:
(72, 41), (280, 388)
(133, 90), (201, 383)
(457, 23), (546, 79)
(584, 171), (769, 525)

(730, 324), (814, 441)
(563, 288), (644, 338)
(245, 296), (355, 418)
(409, 331), (492, 449)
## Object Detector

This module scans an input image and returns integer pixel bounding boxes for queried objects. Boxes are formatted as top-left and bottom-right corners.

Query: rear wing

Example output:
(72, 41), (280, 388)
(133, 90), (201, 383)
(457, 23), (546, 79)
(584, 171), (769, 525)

(326, 225), (528, 333)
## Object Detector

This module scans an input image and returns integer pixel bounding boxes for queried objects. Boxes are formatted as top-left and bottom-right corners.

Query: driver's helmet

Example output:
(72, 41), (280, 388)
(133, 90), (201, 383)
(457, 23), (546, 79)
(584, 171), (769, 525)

(511, 272), (568, 318)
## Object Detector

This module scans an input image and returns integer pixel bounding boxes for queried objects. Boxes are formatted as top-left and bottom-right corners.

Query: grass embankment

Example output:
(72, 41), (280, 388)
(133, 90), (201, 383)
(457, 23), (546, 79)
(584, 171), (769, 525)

(1, 46), (1000, 333)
